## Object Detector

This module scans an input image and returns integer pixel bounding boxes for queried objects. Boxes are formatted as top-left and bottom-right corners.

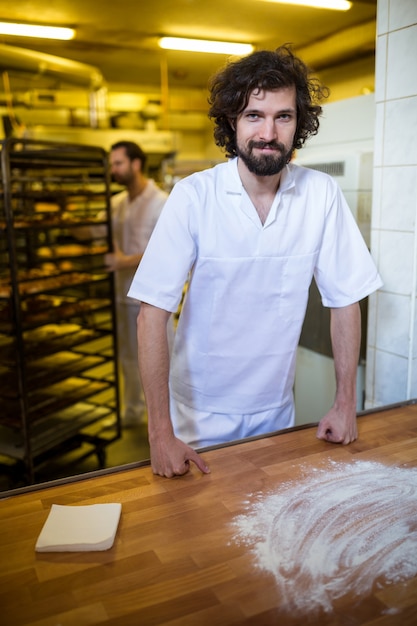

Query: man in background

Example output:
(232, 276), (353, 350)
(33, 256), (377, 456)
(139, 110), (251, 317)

(106, 141), (168, 427)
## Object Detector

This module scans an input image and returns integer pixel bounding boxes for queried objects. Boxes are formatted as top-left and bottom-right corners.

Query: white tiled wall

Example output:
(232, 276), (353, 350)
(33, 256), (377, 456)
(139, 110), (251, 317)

(366, 0), (417, 407)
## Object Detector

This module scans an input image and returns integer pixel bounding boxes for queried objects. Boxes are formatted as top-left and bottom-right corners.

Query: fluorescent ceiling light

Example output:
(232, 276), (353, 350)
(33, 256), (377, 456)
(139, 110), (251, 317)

(0, 21), (75, 40)
(259, 0), (352, 10)
(159, 37), (254, 55)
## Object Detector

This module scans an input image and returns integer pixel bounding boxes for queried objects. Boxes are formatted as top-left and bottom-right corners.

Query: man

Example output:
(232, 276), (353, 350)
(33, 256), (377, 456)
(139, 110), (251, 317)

(127, 47), (382, 476)
(106, 141), (168, 427)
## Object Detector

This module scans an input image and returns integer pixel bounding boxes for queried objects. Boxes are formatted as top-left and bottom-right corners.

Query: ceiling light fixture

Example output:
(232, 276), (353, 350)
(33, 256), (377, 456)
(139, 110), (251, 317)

(158, 37), (254, 55)
(0, 21), (75, 40)
(259, 0), (352, 10)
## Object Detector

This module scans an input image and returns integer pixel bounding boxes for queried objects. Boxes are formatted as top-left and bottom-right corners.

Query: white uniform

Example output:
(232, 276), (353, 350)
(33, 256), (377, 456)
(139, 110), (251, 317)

(112, 180), (167, 424)
(128, 159), (382, 444)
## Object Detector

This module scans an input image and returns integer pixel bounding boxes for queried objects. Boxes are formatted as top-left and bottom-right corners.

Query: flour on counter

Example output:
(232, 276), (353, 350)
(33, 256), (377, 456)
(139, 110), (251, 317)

(231, 460), (417, 615)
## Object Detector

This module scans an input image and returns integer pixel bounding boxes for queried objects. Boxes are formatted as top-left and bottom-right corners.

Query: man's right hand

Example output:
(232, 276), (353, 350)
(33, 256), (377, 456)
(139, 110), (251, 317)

(150, 433), (210, 478)
(137, 303), (209, 478)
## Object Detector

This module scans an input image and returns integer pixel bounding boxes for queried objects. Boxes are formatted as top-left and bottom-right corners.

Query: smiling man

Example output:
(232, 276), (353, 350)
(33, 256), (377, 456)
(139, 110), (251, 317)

(127, 46), (383, 478)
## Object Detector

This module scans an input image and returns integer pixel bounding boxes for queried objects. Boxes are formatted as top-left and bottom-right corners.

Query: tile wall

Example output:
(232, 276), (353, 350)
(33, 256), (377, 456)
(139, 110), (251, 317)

(366, 0), (417, 407)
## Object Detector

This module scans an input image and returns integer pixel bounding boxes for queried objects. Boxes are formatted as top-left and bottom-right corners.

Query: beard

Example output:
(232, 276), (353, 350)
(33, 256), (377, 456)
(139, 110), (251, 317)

(111, 173), (130, 185)
(237, 140), (293, 176)
(111, 166), (135, 186)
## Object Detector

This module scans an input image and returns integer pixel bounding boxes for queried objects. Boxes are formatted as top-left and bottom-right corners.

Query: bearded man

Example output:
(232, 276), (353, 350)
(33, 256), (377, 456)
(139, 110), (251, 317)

(127, 47), (382, 477)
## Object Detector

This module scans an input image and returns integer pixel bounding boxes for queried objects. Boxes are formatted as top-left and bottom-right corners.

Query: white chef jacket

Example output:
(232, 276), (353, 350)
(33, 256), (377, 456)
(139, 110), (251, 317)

(111, 179), (167, 305)
(128, 158), (382, 415)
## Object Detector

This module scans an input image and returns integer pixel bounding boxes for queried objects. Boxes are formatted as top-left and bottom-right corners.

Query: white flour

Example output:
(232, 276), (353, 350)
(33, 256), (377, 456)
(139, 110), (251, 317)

(231, 459), (417, 615)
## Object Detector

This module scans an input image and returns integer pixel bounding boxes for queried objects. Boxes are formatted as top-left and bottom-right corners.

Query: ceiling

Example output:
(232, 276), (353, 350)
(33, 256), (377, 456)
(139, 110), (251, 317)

(0, 0), (377, 93)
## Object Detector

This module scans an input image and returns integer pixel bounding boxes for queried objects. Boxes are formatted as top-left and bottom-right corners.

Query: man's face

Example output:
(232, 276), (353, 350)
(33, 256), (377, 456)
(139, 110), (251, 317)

(110, 147), (136, 185)
(235, 86), (297, 176)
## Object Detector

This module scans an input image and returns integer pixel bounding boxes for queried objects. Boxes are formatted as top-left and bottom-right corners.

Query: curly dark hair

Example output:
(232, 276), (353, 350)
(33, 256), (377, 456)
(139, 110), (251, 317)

(208, 45), (329, 158)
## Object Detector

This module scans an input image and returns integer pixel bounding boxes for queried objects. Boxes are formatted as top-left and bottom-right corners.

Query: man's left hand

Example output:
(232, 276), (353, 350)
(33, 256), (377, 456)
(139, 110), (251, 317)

(105, 244), (127, 271)
(316, 405), (358, 445)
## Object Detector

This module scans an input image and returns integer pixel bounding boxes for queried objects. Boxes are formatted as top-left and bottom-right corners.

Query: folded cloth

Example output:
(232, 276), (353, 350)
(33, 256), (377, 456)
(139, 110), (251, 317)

(35, 503), (122, 552)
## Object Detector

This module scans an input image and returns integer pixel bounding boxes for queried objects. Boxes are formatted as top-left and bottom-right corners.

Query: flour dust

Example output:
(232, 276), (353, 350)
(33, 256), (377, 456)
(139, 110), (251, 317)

(231, 460), (417, 615)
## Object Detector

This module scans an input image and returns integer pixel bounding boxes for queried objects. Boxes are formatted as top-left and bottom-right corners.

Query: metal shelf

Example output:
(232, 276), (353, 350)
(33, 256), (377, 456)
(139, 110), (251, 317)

(0, 137), (121, 485)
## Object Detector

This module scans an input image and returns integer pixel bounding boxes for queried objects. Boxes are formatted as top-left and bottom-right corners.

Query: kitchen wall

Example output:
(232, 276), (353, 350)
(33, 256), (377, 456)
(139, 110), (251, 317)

(293, 93), (375, 424)
(0, 49), (376, 170)
(366, 0), (417, 407)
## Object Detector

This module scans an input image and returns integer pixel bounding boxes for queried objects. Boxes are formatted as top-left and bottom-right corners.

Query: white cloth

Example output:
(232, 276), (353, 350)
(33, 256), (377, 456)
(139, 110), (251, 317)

(112, 180), (167, 421)
(128, 159), (382, 437)
(111, 180), (167, 305)
(116, 299), (145, 422)
(35, 503), (122, 552)
(172, 399), (295, 448)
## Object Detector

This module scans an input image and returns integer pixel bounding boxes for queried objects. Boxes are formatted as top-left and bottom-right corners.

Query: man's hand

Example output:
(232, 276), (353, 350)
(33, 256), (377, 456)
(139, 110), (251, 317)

(105, 243), (143, 271)
(105, 244), (128, 271)
(316, 405), (358, 445)
(317, 303), (361, 446)
(137, 303), (205, 479)
(150, 433), (210, 478)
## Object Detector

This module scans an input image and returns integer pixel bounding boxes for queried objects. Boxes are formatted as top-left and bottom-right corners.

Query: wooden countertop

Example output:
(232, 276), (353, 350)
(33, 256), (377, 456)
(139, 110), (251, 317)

(1, 403), (417, 626)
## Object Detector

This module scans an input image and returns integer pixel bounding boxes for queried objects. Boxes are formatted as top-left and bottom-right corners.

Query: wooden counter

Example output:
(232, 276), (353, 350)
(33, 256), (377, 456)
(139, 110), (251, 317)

(1, 403), (417, 626)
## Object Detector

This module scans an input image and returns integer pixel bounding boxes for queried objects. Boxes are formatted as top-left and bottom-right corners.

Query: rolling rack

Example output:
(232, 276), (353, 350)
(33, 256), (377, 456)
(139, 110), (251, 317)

(0, 138), (121, 486)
